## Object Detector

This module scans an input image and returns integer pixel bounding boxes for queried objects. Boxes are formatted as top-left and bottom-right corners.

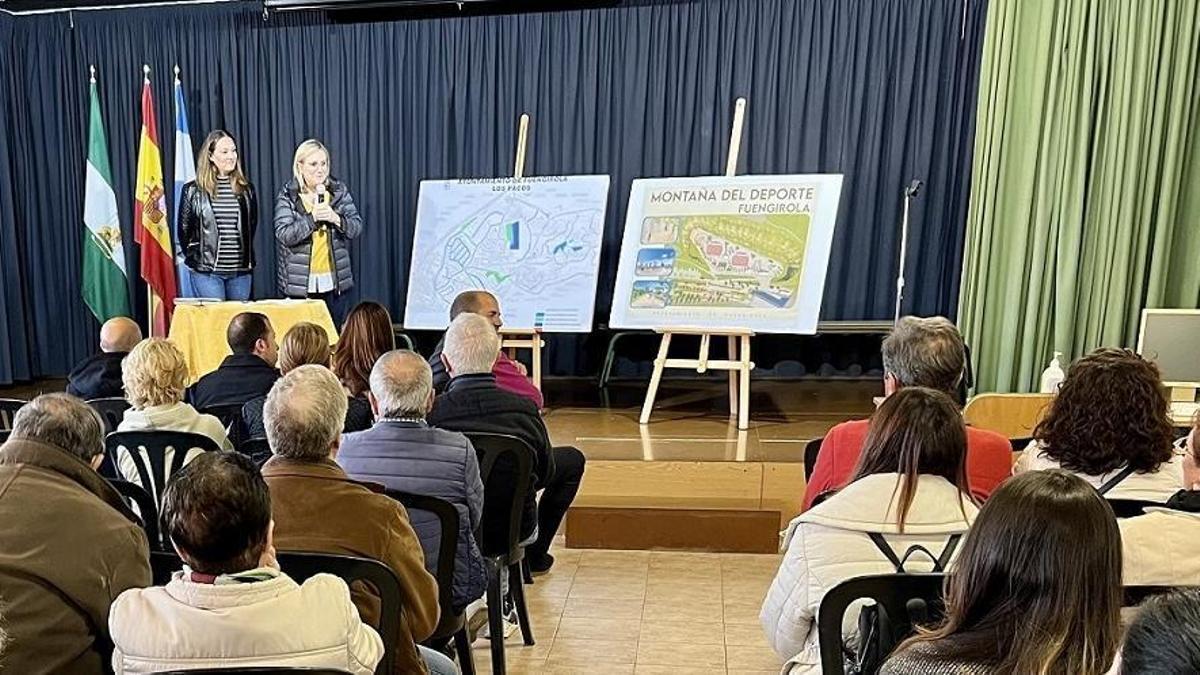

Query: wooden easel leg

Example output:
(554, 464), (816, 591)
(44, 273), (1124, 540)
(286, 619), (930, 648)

(727, 336), (738, 417)
(531, 336), (543, 392)
(640, 333), (672, 425)
(738, 334), (751, 430)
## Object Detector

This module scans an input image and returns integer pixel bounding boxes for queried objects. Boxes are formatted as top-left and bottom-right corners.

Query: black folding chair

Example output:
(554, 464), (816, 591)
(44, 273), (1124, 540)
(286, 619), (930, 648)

(87, 397), (131, 434)
(150, 550), (402, 675)
(803, 437), (824, 481)
(201, 403), (249, 452)
(106, 431), (221, 507)
(108, 478), (162, 549)
(241, 437), (272, 466)
(387, 490), (475, 675)
(0, 397), (27, 433)
(464, 432), (537, 675)
(818, 573), (947, 675)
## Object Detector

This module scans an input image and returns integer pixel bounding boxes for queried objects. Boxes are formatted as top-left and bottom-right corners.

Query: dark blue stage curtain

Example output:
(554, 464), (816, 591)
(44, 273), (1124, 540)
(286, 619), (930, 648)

(0, 0), (987, 384)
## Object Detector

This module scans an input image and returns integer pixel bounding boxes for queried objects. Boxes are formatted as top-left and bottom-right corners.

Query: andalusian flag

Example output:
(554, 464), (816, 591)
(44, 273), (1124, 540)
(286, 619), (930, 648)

(82, 69), (131, 322)
(172, 68), (197, 298)
(134, 66), (177, 336)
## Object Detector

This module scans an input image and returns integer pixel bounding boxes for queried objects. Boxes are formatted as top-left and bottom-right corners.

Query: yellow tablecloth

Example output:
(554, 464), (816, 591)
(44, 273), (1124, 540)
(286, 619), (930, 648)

(168, 300), (338, 381)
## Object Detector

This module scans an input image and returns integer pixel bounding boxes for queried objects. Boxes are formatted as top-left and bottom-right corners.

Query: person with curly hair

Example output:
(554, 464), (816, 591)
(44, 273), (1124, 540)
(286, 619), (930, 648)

(1014, 347), (1183, 502)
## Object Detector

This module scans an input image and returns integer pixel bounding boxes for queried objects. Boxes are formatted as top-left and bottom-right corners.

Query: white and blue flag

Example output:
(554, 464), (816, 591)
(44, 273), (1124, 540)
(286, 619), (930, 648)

(172, 68), (197, 298)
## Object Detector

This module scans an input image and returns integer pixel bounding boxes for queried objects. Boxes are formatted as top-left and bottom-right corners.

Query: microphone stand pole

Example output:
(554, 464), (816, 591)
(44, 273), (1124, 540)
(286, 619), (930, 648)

(893, 179), (922, 324)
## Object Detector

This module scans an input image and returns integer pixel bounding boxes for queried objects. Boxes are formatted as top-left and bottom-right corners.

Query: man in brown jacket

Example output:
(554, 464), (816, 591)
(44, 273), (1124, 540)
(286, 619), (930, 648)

(0, 394), (151, 674)
(259, 365), (448, 675)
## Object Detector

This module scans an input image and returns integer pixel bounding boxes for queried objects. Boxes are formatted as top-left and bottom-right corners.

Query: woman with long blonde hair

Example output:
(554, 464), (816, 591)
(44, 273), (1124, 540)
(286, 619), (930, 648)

(178, 130), (258, 300)
(273, 139), (363, 324)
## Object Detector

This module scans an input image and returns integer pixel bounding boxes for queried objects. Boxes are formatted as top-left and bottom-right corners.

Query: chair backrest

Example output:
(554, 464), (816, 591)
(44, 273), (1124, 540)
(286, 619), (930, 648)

(149, 550), (401, 675)
(241, 437), (272, 466)
(87, 397), (131, 434)
(108, 478), (162, 549)
(1107, 498), (1161, 519)
(0, 397), (27, 432)
(201, 403), (248, 451)
(962, 393), (1054, 439)
(106, 430), (221, 506)
(385, 489), (462, 637)
(818, 573), (947, 675)
(463, 432), (535, 559)
(804, 437), (824, 481)
(1123, 584), (1200, 607)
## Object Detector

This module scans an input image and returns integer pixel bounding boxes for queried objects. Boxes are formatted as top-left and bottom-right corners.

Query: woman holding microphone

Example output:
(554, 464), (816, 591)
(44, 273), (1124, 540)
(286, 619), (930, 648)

(274, 139), (363, 324)
(178, 130), (258, 300)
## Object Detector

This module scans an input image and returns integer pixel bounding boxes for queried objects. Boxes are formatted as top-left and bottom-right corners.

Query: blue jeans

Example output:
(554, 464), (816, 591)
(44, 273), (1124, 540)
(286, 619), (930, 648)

(418, 645), (460, 675)
(191, 272), (252, 301)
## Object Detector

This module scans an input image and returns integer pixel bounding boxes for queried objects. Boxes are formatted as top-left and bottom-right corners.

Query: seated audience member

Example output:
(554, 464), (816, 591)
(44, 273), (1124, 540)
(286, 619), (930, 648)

(1118, 589), (1200, 674)
(761, 387), (978, 673)
(188, 311), (280, 410)
(428, 312), (585, 573)
(1015, 347), (1183, 501)
(332, 300), (396, 400)
(259, 365), (449, 675)
(0, 394), (151, 672)
(804, 316), (1010, 509)
(340, 349), (487, 612)
(882, 470), (1122, 675)
(428, 290), (543, 409)
(67, 316), (142, 400)
(109, 451), (383, 674)
(242, 321), (372, 439)
(118, 338), (232, 463)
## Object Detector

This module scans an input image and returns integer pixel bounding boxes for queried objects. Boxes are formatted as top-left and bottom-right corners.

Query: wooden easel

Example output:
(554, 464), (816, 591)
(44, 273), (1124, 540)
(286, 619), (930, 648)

(496, 113), (546, 392)
(639, 98), (756, 430)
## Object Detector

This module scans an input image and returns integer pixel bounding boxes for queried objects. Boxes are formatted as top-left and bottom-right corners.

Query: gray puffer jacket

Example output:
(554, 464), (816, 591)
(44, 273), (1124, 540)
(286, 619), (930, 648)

(337, 420), (488, 611)
(273, 177), (362, 297)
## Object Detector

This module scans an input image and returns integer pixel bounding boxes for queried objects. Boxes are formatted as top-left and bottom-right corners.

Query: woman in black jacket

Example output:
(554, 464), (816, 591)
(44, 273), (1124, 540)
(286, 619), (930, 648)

(274, 139), (363, 325)
(178, 130), (258, 300)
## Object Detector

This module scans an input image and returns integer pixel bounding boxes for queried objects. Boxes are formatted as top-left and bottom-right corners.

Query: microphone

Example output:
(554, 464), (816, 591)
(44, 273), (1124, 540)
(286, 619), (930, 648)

(315, 182), (327, 206)
(905, 179), (924, 198)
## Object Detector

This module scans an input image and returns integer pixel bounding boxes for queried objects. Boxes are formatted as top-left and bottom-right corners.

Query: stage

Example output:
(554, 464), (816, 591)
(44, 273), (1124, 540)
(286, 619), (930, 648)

(544, 377), (879, 553)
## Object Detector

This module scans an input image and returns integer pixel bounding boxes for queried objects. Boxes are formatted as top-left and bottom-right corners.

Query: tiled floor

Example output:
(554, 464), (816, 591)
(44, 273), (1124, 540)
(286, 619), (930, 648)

(470, 545), (785, 674)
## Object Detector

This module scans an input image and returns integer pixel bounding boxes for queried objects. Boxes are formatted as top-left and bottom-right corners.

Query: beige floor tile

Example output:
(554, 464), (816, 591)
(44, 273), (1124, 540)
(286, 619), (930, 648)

(579, 549), (651, 568)
(555, 616), (644, 641)
(572, 567), (650, 586)
(724, 621), (772, 648)
(471, 645), (550, 674)
(634, 667), (720, 675)
(563, 594), (646, 620)
(648, 550), (725, 568)
(526, 575), (575, 599)
(727, 671), (783, 675)
(635, 640), (726, 669)
(546, 638), (639, 666)
(723, 599), (765, 625)
(526, 593), (569, 616)
(647, 567), (723, 585)
(567, 578), (647, 601)
(544, 666), (634, 675)
(642, 599), (725, 623)
(638, 619), (725, 645)
(725, 644), (784, 670)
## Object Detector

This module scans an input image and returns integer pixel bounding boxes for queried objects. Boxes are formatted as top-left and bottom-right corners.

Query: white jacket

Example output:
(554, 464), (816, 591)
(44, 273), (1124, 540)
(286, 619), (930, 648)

(110, 569), (383, 674)
(1014, 441), (1187, 502)
(760, 473), (978, 674)
(1120, 507), (1200, 586)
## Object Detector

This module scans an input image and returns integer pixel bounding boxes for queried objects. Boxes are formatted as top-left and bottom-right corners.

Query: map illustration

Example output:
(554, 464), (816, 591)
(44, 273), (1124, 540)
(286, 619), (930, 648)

(609, 175), (843, 334)
(404, 176), (611, 332)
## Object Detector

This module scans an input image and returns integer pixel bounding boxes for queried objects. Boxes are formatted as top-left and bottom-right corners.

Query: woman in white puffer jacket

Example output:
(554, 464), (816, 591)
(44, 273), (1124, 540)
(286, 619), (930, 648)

(760, 387), (979, 673)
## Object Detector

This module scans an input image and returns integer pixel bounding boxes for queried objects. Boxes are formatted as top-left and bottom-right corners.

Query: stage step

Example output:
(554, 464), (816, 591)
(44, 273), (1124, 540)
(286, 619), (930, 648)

(566, 506), (781, 554)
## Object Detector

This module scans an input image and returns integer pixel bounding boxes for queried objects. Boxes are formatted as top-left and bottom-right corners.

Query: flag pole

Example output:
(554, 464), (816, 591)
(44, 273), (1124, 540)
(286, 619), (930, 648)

(142, 64), (156, 335)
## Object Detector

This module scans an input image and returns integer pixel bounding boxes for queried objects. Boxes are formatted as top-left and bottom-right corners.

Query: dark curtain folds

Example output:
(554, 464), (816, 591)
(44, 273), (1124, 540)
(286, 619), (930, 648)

(0, 0), (987, 383)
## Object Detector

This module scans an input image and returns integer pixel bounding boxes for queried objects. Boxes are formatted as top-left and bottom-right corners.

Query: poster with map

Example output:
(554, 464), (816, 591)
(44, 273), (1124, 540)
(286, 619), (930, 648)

(403, 176), (610, 332)
(608, 174), (843, 334)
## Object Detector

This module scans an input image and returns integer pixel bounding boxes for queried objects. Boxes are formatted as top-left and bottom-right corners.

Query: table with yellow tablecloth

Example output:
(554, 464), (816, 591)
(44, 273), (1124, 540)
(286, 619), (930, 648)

(168, 300), (338, 381)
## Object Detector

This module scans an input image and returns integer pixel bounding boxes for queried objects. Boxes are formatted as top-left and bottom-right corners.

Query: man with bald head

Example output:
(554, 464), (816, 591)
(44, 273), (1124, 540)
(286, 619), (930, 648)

(67, 316), (142, 400)
(338, 350), (487, 613)
(428, 290), (544, 408)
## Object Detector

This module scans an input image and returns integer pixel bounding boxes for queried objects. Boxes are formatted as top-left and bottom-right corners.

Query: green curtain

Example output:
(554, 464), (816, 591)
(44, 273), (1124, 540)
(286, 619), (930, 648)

(960, 0), (1200, 393)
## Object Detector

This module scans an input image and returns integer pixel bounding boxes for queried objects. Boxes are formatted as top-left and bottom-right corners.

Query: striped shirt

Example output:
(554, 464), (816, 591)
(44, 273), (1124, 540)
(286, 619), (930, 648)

(212, 176), (244, 272)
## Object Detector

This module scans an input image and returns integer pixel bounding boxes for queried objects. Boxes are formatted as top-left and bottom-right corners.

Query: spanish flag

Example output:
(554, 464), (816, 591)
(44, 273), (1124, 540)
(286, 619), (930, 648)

(134, 67), (177, 336)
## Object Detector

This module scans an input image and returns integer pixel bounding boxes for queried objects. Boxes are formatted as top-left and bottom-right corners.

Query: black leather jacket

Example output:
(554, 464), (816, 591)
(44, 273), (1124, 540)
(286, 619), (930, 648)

(178, 180), (258, 273)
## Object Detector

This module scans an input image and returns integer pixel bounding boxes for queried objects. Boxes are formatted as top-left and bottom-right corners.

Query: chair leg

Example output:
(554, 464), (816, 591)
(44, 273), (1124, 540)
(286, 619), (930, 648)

(486, 560), (506, 675)
(508, 563), (535, 646)
(521, 558), (533, 585)
(454, 626), (477, 675)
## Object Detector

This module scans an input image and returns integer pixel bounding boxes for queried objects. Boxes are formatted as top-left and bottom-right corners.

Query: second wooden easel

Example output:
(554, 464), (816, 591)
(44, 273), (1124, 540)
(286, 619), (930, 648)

(497, 113), (546, 393)
(639, 98), (756, 430)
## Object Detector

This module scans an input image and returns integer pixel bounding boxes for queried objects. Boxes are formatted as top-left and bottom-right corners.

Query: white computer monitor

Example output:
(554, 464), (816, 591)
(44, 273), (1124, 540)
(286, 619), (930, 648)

(1138, 309), (1200, 388)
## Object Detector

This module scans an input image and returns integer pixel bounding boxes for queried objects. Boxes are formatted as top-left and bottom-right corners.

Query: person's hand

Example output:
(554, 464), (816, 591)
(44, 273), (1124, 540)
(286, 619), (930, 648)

(514, 361), (528, 377)
(313, 203), (338, 225)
